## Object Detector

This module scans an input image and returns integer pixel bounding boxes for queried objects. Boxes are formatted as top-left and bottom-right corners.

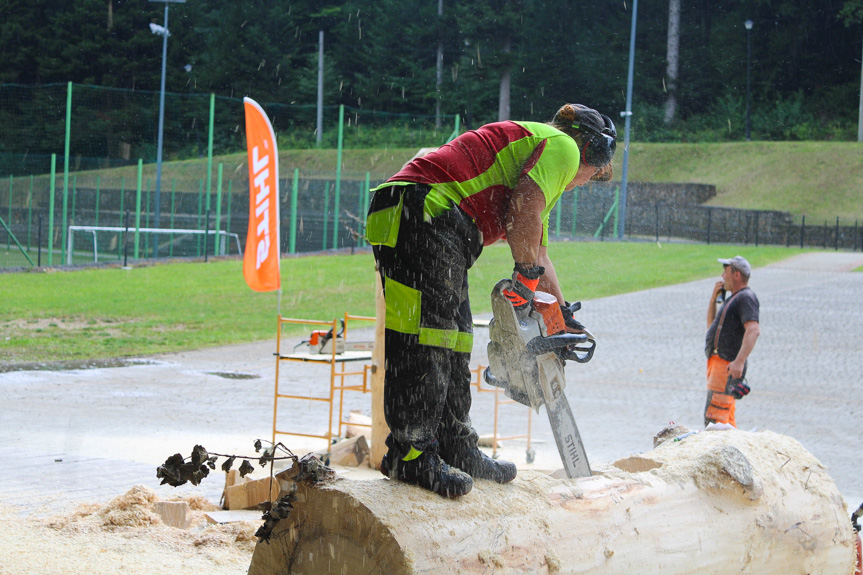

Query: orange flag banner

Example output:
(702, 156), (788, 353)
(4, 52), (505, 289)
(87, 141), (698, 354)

(242, 97), (281, 292)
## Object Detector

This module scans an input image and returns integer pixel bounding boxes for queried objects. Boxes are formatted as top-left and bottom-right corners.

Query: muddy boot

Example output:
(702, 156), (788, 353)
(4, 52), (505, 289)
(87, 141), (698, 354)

(440, 444), (517, 484)
(380, 435), (473, 498)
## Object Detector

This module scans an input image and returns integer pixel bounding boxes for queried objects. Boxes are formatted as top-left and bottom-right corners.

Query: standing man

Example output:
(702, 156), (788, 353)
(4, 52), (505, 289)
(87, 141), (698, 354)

(366, 103), (616, 497)
(704, 255), (760, 427)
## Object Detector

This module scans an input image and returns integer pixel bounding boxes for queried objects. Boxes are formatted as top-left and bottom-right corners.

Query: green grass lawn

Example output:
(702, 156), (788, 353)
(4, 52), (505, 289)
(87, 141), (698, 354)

(0, 242), (803, 364)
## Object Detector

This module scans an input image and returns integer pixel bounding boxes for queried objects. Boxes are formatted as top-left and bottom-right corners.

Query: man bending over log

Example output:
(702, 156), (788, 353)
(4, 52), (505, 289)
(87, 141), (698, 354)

(365, 103), (617, 497)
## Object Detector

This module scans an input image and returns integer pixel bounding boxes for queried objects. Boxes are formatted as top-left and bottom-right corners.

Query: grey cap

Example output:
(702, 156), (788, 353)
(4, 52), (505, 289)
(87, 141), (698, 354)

(718, 255), (751, 277)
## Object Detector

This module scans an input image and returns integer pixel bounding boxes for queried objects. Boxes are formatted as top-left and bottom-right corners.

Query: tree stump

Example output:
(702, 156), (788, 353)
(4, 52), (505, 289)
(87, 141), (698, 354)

(249, 429), (856, 574)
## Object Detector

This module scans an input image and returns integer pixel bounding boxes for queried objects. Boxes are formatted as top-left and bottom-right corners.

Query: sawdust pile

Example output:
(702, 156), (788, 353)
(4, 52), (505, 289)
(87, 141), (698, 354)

(0, 486), (257, 575)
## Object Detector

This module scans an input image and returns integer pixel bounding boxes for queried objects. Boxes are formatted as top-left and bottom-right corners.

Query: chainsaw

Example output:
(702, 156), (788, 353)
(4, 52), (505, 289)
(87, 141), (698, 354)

(293, 321), (374, 355)
(485, 278), (596, 478)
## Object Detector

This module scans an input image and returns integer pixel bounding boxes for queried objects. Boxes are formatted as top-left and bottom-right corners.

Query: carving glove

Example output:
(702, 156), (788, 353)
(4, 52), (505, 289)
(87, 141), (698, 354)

(560, 301), (586, 332)
(726, 377), (751, 400)
(502, 264), (544, 310)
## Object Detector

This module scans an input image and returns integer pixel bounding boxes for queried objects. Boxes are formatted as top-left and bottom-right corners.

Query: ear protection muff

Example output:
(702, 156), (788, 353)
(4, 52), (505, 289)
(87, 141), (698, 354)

(573, 114), (617, 168)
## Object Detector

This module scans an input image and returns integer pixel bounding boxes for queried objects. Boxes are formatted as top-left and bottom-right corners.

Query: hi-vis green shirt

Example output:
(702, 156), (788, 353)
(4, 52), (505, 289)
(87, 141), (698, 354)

(372, 121), (580, 246)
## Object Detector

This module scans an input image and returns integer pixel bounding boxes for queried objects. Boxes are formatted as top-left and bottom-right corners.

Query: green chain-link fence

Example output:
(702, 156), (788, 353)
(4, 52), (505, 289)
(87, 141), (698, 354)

(0, 83), (460, 268)
(2, 83), (860, 270)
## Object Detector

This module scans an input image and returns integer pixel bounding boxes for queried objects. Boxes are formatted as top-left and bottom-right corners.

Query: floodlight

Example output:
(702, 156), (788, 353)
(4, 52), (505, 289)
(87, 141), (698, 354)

(149, 22), (169, 36)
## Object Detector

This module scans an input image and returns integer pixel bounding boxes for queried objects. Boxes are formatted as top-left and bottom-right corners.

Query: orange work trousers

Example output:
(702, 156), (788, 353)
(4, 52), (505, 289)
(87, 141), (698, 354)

(704, 355), (736, 427)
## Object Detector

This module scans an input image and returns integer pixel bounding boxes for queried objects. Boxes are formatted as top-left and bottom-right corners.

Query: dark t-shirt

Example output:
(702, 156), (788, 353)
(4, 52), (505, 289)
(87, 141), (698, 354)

(705, 287), (760, 361)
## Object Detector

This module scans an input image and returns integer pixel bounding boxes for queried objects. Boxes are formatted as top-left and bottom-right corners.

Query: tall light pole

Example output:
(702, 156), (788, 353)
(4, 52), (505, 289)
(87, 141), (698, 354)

(858, 32), (863, 142)
(618, 0), (638, 240)
(745, 19), (753, 141)
(148, 0), (186, 258)
(316, 30), (324, 147)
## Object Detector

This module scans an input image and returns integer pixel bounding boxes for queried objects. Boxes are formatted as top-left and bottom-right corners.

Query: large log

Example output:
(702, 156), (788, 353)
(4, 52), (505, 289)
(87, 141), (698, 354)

(248, 429), (857, 574)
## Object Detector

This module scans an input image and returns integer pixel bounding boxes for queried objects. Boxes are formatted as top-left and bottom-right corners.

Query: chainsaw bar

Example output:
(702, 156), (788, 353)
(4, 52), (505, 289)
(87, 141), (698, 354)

(536, 353), (591, 477)
(485, 278), (593, 478)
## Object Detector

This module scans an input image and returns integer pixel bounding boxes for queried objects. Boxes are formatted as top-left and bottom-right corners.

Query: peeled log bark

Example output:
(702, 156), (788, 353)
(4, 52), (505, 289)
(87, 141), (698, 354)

(249, 430), (856, 574)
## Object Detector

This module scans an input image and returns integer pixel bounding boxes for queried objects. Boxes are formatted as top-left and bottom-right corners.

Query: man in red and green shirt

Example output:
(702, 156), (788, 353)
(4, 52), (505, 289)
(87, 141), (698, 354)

(367, 103), (616, 497)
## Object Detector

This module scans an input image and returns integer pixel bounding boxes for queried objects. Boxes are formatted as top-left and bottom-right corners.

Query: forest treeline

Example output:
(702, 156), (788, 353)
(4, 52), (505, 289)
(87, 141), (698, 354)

(2, 0), (863, 142)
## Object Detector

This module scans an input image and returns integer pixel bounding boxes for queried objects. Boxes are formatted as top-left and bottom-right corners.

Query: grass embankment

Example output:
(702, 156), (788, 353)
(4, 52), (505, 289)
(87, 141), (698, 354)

(11, 141), (863, 226)
(624, 141), (863, 224)
(1, 243), (801, 364)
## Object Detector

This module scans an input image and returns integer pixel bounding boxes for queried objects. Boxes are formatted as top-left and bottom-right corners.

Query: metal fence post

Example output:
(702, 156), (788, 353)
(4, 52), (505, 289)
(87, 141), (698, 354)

(169, 178), (176, 257)
(134, 159), (142, 260)
(48, 153), (56, 266)
(290, 168), (298, 254)
(835, 217), (839, 251)
(554, 199), (562, 237)
(123, 209), (130, 266)
(119, 177), (125, 228)
(27, 175), (33, 252)
(754, 212), (759, 246)
(6, 174), (11, 250)
(333, 104), (345, 250)
(61, 82), (72, 265)
(145, 178), (151, 255)
(71, 174), (77, 227)
(360, 172), (370, 247)
(95, 175), (101, 226)
(706, 207), (712, 245)
(196, 178), (203, 255)
(215, 162), (223, 256)
(37, 213), (42, 267)
(654, 201), (660, 243)
(225, 179), (232, 243)
(322, 183), (330, 251)
(800, 215), (805, 248)
(600, 197), (608, 241)
(204, 208), (211, 262)
(571, 189), (579, 237)
(206, 93), (214, 202)
(855, 219), (859, 251)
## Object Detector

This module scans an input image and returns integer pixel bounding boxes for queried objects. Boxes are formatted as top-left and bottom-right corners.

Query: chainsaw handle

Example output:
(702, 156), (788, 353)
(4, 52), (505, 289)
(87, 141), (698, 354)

(319, 320), (346, 347)
(526, 333), (588, 354)
(561, 338), (596, 363)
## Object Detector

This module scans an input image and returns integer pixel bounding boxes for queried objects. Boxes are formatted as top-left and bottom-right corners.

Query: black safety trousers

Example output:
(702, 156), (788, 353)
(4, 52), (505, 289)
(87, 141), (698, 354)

(370, 184), (484, 456)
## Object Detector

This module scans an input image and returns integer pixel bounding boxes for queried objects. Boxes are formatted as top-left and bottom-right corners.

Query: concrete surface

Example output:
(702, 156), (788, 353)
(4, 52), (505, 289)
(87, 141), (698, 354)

(1, 251), (861, 516)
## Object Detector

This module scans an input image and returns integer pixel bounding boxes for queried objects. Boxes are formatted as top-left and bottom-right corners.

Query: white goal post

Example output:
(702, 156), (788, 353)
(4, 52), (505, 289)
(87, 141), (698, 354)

(67, 225), (242, 265)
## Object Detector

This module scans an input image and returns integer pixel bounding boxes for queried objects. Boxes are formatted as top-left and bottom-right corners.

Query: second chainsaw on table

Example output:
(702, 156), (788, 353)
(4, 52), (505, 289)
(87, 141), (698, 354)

(293, 321), (374, 355)
(484, 278), (596, 478)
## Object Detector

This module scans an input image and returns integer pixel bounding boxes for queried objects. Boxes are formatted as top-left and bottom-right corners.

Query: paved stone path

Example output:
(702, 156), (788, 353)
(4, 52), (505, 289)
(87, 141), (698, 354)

(473, 251), (863, 511)
(1, 251), (861, 516)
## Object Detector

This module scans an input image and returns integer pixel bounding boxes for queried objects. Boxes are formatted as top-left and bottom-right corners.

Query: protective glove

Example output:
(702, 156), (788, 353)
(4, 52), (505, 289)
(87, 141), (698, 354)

(725, 377), (751, 400)
(502, 264), (544, 310)
(560, 301), (586, 332)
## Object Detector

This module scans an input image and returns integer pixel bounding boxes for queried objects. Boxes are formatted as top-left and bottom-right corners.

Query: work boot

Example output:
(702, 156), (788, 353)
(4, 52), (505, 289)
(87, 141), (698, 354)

(380, 436), (473, 498)
(441, 444), (517, 484)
